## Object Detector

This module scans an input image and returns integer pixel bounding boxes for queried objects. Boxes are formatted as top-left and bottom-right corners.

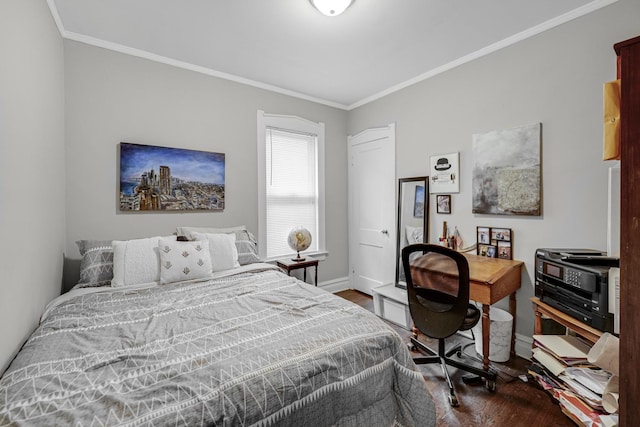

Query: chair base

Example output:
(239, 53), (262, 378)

(410, 336), (497, 407)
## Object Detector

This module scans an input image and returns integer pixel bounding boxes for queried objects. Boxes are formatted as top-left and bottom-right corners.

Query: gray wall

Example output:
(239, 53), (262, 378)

(348, 0), (639, 342)
(0, 0), (66, 373)
(63, 41), (349, 288)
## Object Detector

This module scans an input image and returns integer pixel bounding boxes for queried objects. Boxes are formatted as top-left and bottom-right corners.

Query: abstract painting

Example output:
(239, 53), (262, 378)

(119, 142), (225, 211)
(472, 123), (541, 216)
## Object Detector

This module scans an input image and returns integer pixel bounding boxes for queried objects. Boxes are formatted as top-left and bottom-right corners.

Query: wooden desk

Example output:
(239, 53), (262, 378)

(531, 297), (603, 344)
(413, 253), (523, 370)
(276, 258), (319, 286)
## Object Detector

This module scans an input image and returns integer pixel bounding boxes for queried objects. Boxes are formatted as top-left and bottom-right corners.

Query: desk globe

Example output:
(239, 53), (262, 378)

(288, 227), (312, 261)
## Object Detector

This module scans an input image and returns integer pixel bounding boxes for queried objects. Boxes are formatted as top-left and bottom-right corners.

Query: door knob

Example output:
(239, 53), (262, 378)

(381, 229), (389, 235)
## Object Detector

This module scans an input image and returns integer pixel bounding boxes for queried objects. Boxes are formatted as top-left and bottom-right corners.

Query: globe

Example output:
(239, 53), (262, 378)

(287, 227), (312, 261)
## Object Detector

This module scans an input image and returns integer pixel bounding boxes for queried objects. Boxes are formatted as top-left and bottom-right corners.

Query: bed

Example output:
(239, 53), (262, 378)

(0, 230), (435, 426)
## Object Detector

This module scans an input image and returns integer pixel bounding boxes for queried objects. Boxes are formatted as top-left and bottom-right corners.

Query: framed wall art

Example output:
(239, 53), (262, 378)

(436, 194), (451, 214)
(119, 142), (225, 212)
(472, 123), (541, 215)
(413, 185), (425, 218)
(477, 226), (512, 259)
(429, 152), (459, 194)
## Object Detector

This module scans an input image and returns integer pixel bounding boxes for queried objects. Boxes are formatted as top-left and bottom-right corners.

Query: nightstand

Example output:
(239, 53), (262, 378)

(276, 258), (319, 286)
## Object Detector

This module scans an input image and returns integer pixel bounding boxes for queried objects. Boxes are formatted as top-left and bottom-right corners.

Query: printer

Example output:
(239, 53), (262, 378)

(535, 248), (619, 333)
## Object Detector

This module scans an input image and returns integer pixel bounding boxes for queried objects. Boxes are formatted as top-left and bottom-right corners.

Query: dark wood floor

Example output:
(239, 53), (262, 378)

(336, 289), (574, 427)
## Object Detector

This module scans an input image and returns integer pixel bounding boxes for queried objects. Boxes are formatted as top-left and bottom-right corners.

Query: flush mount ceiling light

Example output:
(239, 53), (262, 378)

(309, 0), (354, 16)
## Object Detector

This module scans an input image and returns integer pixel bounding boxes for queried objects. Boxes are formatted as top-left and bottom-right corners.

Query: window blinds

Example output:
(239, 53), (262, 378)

(265, 127), (319, 258)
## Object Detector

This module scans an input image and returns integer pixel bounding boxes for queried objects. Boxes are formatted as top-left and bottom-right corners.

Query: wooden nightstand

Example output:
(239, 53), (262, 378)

(276, 258), (319, 286)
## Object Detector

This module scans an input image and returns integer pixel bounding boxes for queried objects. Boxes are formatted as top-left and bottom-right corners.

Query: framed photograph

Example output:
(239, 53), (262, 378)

(486, 245), (498, 258)
(491, 228), (511, 241)
(436, 195), (451, 214)
(429, 152), (460, 194)
(119, 142), (225, 211)
(498, 241), (512, 260)
(478, 244), (491, 257)
(477, 226), (513, 259)
(477, 227), (490, 245)
(413, 185), (425, 218)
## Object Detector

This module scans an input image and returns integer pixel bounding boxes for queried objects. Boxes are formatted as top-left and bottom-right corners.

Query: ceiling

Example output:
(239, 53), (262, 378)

(49, 0), (614, 110)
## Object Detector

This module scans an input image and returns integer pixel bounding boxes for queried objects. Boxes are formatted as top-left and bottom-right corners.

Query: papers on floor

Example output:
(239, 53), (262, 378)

(564, 367), (612, 396)
(529, 334), (619, 427)
(533, 334), (592, 365)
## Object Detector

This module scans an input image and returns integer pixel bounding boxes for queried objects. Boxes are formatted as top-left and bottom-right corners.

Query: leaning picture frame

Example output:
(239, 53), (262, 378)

(477, 226), (513, 259)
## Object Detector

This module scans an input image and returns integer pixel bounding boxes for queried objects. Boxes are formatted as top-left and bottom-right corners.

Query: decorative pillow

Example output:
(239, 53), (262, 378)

(111, 236), (176, 287)
(177, 225), (260, 265)
(235, 238), (261, 265)
(158, 239), (212, 285)
(192, 232), (240, 272)
(406, 226), (424, 245)
(75, 240), (114, 288)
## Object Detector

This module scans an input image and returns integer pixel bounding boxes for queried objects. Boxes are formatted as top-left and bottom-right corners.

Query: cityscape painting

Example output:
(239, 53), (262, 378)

(119, 142), (225, 211)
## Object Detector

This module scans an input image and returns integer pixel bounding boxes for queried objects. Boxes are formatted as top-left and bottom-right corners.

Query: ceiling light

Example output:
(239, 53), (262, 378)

(309, 0), (354, 16)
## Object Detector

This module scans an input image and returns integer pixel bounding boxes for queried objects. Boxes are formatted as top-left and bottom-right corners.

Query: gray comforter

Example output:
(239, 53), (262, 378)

(0, 266), (435, 426)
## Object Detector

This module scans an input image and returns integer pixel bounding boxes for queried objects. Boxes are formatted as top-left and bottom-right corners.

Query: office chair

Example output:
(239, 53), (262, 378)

(402, 243), (497, 407)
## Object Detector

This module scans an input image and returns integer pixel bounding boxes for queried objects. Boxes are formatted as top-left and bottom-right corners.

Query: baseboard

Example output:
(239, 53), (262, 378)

(320, 276), (350, 293)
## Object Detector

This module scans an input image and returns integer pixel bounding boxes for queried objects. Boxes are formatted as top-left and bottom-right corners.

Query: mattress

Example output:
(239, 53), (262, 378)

(0, 264), (435, 426)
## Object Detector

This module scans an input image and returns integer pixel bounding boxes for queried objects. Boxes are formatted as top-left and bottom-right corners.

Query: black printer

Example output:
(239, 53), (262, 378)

(535, 248), (619, 333)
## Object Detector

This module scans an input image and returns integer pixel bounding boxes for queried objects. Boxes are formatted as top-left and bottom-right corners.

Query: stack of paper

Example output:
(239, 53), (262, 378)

(530, 335), (616, 426)
(557, 390), (608, 427)
(533, 334), (592, 365)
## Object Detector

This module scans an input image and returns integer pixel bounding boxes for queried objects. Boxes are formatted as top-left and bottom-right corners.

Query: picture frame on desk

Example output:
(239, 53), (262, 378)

(477, 226), (513, 259)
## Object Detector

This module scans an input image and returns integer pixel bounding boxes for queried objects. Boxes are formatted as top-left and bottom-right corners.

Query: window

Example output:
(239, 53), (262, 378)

(257, 110), (325, 260)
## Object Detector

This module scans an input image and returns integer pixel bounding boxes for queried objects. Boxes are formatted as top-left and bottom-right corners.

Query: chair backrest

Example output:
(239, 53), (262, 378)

(402, 243), (471, 339)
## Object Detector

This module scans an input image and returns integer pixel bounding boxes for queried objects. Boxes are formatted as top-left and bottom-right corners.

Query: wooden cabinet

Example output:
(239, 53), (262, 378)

(614, 35), (640, 425)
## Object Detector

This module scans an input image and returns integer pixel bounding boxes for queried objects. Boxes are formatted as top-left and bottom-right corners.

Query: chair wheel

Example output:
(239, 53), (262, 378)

(407, 343), (417, 351)
(448, 394), (459, 407)
(456, 350), (462, 358)
(485, 380), (496, 392)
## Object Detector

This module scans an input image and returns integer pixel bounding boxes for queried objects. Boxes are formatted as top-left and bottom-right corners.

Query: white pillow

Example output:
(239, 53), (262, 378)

(192, 232), (240, 272)
(111, 236), (176, 287)
(176, 225), (247, 241)
(158, 238), (213, 285)
(406, 226), (424, 245)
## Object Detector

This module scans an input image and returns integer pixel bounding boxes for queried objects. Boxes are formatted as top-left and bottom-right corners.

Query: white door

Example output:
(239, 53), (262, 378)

(348, 124), (396, 295)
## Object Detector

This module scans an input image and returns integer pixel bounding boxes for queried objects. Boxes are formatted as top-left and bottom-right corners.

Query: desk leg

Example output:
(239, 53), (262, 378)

(509, 292), (517, 359)
(303, 268), (307, 283)
(482, 304), (490, 371)
(314, 265), (318, 286)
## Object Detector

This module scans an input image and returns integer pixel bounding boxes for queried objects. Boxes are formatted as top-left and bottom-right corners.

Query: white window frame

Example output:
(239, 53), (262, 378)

(257, 110), (326, 261)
